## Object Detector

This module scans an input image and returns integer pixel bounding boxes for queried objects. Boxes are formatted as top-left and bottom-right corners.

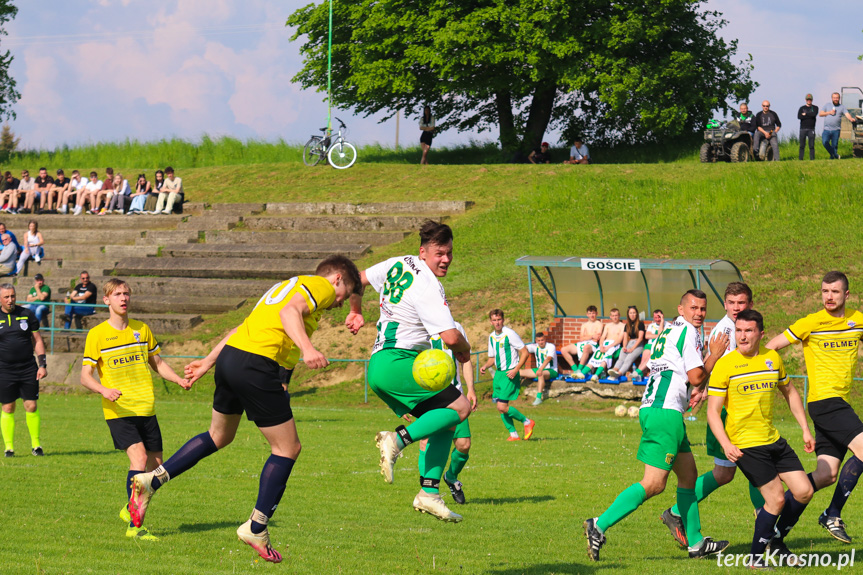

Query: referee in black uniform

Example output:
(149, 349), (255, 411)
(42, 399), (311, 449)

(0, 283), (47, 456)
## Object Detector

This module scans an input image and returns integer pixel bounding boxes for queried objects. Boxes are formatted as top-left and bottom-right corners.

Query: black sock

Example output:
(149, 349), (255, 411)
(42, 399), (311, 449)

(157, 432), (218, 490)
(751, 507), (779, 557)
(807, 472), (819, 492)
(775, 490), (809, 539)
(826, 456), (863, 517)
(250, 454), (296, 534)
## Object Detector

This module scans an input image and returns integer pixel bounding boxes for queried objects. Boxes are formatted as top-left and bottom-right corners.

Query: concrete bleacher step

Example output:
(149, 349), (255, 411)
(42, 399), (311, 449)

(176, 216), (243, 231)
(207, 203), (265, 215)
(129, 295), (246, 314)
(1, 214), (179, 230)
(103, 246), (159, 259)
(49, 230), (143, 245)
(205, 230), (409, 246)
(160, 243), (370, 260)
(113, 257), (319, 280)
(46, 333), (87, 353)
(73, 312), (203, 333)
(264, 201), (472, 215)
(55, 260), (118, 276)
(241, 215), (444, 232)
(44, 245), (158, 261)
(136, 231), (201, 245)
(88, 276), (276, 299)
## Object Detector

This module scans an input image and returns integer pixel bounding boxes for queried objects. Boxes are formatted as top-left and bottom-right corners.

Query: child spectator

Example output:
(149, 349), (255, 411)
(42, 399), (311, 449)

(24, 274), (51, 324)
(607, 306), (645, 383)
(15, 220), (44, 275)
(127, 174), (151, 215)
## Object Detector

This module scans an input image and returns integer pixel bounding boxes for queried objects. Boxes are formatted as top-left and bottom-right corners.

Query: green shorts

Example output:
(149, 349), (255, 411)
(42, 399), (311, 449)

(368, 349), (449, 417)
(637, 407), (691, 471)
(532, 367), (559, 379)
(705, 407), (731, 461)
(453, 416), (471, 439)
(492, 369), (520, 402)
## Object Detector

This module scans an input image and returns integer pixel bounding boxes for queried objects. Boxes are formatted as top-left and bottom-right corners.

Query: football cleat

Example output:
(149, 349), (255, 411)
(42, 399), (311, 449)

(523, 419), (536, 440)
(660, 507), (688, 548)
(765, 536), (801, 568)
(532, 396), (543, 406)
(507, 435), (521, 442)
(413, 490), (463, 522)
(4, 450), (13, 457)
(688, 536), (729, 558)
(583, 517), (606, 561)
(126, 526), (158, 541)
(375, 431), (403, 484)
(120, 504), (131, 524)
(237, 519), (283, 563)
(818, 512), (852, 543)
(590, 373), (599, 383)
(445, 477), (466, 505)
(129, 472), (156, 528)
(31, 447), (44, 456)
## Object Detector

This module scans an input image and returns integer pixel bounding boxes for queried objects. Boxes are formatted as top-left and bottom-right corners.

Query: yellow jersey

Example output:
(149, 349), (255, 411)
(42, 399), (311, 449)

(227, 276), (335, 368)
(83, 319), (161, 420)
(708, 347), (788, 449)
(781, 308), (863, 403)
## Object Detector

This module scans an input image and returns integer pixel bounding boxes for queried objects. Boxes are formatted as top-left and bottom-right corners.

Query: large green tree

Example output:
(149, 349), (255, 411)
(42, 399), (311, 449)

(0, 1), (18, 122)
(288, 0), (755, 156)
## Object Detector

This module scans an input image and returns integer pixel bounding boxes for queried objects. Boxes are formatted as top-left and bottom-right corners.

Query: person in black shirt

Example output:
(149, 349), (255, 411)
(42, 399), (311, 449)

(60, 271), (98, 329)
(32, 168), (54, 215)
(529, 142), (552, 164)
(754, 101), (781, 161)
(0, 283), (47, 457)
(735, 103), (755, 134)
(797, 94), (818, 161)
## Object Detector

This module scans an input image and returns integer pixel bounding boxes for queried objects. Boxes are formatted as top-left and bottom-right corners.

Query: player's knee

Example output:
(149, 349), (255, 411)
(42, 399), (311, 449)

(454, 438), (470, 453)
(797, 484), (814, 504)
(286, 441), (302, 459)
(713, 466), (736, 486)
(765, 492), (785, 513)
(641, 478), (666, 498)
(495, 401), (508, 414)
(1, 403), (15, 414)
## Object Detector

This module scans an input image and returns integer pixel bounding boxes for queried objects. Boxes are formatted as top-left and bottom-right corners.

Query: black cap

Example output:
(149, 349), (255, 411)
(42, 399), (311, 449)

(34, 273), (44, 281)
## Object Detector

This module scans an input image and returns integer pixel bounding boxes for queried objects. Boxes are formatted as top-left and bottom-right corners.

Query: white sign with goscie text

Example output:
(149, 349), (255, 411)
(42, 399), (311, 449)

(580, 258), (641, 272)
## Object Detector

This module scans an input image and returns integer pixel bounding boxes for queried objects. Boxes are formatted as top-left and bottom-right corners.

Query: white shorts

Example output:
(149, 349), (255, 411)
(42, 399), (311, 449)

(714, 457), (737, 468)
(587, 342), (621, 369)
(572, 340), (599, 357)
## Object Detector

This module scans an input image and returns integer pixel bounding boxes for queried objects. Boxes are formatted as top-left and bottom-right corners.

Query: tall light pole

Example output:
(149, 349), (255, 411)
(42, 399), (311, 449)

(326, 0), (333, 134)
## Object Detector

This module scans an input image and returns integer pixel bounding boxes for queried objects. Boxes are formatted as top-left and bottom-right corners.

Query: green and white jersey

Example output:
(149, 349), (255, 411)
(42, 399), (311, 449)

(366, 255), (457, 355)
(430, 321), (468, 391)
(641, 316), (704, 413)
(526, 342), (558, 371)
(709, 315), (737, 356)
(488, 326), (525, 371)
(643, 320), (670, 351)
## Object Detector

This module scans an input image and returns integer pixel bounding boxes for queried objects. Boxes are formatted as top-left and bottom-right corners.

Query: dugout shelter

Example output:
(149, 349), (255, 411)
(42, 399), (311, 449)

(516, 256), (743, 339)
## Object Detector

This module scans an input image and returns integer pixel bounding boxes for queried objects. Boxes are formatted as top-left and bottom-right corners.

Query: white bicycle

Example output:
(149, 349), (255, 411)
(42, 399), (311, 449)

(302, 117), (358, 169)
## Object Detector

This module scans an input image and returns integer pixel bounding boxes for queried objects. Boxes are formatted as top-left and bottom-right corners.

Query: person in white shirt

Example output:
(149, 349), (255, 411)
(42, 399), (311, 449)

(59, 170), (87, 214)
(564, 137), (590, 165)
(520, 332), (558, 406)
(74, 172), (103, 216)
(631, 309), (670, 382)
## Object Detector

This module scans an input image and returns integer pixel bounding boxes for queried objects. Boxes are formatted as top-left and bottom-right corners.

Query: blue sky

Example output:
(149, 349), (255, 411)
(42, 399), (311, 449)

(3, 1), (862, 151)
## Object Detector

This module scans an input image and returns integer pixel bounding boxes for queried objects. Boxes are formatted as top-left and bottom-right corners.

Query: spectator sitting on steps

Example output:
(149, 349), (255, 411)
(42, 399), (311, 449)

(24, 274), (51, 325)
(1, 172), (21, 213)
(15, 220), (44, 276)
(16, 171), (35, 214)
(151, 167), (183, 214)
(103, 173), (131, 214)
(0, 234), (16, 276)
(33, 168), (54, 214)
(60, 271), (97, 330)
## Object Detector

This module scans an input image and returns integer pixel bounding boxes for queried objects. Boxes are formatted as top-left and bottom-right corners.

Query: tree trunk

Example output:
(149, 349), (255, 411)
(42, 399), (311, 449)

(524, 83), (557, 152)
(495, 91), (519, 160)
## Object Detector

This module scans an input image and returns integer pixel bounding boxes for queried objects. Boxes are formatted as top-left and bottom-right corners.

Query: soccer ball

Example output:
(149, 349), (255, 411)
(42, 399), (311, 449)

(413, 349), (456, 391)
(614, 404), (627, 417)
(628, 406), (639, 418)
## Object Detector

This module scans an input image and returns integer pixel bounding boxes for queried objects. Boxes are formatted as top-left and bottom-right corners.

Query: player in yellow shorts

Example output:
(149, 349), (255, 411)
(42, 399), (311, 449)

(80, 278), (191, 541)
(767, 270), (863, 544)
(128, 256), (360, 563)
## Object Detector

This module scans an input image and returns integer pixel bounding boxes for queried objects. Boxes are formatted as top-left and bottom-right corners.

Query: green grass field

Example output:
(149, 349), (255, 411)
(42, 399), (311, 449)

(1, 380), (860, 575)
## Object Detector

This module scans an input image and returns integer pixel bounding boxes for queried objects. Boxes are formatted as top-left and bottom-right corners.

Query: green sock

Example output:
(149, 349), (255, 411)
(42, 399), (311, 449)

(671, 470), (720, 516)
(422, 428), (455, 493)
(417, 444), (427, 477)
(677, 487), (703, 548)
(634, 367), (643, 376)
(26, 409), (40, 448)
(500, 412), (516, 433)
(507, 406), (527, 423)
(749, 481), (765, 509)
(595, 368), (605, 378)
(447, 448), (469, 481)
(405, 408), (461, 443)
(0, 411), (13, 451)
(597, 483), (646, 532)
(536, 392), (542, 398)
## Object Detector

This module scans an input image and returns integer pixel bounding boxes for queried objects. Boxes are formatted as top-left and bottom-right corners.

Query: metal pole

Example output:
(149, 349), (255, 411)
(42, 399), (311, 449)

(326, 0), (333, 133)
(395, 110), (400, 150)
(364, 359), (368, 403)
(528, 266), (536, 340)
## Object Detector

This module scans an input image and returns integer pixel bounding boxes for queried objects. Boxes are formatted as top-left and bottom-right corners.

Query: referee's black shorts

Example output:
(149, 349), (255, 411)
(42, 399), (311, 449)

(213, 345), (293, 428)
(0, 362), (39, 404)
(808, 397), (863, 460)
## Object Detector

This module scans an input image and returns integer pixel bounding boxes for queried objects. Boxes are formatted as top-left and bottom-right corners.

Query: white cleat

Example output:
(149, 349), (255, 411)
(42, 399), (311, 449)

(413, 490), (463, 522)
(129, 471), (156, 528)
(375, 431), (403, 484)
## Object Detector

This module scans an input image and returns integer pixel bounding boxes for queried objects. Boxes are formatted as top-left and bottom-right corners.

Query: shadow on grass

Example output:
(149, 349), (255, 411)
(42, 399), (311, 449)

(486, 561), (613, 574)
(177, 521), (239, 533)
(49, 449), (115, 457)
(470, 495), (555, 505)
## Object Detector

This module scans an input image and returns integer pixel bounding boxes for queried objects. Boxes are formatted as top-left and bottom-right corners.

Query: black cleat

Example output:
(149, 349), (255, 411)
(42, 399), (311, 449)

(31, 446), (44, 456)
(765, 536), (801, 568)
(445, 477), (466, 505)
(660, 507), (688, 548)
(818, 512), (852, 543)
(4, 450), (12, 457)
(583, 518), (606, 561)
(688, 536), (729, 559)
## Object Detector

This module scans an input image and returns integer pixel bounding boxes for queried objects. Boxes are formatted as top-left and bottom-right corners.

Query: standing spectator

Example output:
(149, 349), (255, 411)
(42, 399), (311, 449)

(753, 101), (781, 161)
(16, 170), (35, 214)
(735, 103), (755, 134)
(61, 271), (97, 330)
(419, 105), (435, 165)
(60, 170), (87, 214)
(564, 137), (590, 164)
(607, 306), (645, 383)
(15, 220), (44, 275)
(24, 274), (51, 324)
(32, 168), (54, 214)
(1, 172), (20, 212)
(0, 283), (47, 458)
(152, 167), (183, 214)
(529, 142), (552, 164)
(127, 174), (151, 215)
(798, 94), (818, 161)
(143, 170), (163, 213)
(0, 233), (16, 276)
(104, 173), (131, 214)
(74, 171), (103, 216)
(819, 92), (858, 160)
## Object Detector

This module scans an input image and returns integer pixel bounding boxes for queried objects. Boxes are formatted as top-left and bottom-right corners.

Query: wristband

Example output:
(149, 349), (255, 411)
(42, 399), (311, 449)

(37, 354), (47, 368)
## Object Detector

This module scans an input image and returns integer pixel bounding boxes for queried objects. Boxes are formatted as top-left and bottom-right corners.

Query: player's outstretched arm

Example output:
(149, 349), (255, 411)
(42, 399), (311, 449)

(706, 395), (742, 462)
(779, 382), (815, 453)
(80, 364), (122, 402)
(345, 270), (370, 335)
(439, 327), (471, 363)
(148, 355), (192, 390)
(764, 333), (791, 351)
(279, 292), (328, 370)
(185, 327), (238, 384)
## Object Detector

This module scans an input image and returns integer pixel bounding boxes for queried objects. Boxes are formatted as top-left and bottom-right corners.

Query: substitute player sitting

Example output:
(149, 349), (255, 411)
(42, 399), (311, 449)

(707, 309), (814, 568)
(128, 256), (360, 562)
(630, 309), (669, 382)
(519, 331), (558, 406)
(560, 305), (603, 378)
(583, 308), (625, 382)
(79, 278), (191, 541)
